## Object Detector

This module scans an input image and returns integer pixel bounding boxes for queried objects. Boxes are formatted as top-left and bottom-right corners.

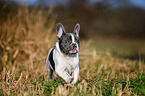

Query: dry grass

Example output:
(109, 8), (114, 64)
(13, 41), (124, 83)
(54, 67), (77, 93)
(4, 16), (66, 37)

(0, 7), (145, 96)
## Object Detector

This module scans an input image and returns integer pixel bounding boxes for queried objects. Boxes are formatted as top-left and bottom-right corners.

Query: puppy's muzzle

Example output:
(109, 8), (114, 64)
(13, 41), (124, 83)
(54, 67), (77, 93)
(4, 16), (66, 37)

(72, 43), (77, 49)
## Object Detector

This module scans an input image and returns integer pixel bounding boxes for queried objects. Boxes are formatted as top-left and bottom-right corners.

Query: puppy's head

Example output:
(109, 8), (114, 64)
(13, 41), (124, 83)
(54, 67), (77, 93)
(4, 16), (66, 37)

(56, 23), (80, 55)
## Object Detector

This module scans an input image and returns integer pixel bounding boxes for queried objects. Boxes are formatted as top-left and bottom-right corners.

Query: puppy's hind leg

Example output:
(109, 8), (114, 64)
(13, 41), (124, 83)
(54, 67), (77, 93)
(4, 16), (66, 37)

(47, 65), (54, 81)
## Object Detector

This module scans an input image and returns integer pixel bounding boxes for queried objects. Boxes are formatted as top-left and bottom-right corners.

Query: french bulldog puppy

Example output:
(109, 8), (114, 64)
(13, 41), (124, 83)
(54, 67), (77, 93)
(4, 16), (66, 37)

(46, 23), (80, 85)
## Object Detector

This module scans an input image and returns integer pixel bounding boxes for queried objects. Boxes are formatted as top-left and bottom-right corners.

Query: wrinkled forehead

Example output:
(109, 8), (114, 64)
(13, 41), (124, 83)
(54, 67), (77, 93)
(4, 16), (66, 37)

(62, 33), (73, 39)
(61, 33), (75, 42)
(65, 33), (72, 36)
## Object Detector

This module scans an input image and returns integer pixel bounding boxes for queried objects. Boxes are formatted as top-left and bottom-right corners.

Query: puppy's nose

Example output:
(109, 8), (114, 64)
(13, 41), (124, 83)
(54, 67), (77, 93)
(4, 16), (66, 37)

(72, 43), (77, 48)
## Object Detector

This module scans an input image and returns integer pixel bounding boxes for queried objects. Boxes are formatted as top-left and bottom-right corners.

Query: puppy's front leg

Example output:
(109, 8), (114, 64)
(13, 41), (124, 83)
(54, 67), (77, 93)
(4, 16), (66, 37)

(71, 66), (79, 85)
(55, 68), (71, 83)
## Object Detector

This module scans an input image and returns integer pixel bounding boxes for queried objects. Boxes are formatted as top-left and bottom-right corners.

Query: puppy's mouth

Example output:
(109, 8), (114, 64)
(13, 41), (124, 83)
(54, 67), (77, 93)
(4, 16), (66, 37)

(69, 49), (78, 53)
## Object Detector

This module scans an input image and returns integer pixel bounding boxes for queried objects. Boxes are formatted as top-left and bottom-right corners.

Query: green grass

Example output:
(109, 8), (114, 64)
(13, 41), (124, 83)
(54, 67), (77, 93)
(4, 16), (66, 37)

(1, 40), (145, 95)
(93, 41), (145, 61)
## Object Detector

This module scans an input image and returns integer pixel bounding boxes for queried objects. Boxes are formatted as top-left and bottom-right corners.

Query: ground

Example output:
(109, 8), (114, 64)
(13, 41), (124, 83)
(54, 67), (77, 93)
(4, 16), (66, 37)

(0, 7), (145, 96)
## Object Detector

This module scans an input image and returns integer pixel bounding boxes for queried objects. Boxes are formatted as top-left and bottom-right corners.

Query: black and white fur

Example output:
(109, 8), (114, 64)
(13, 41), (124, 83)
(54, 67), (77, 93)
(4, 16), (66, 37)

(46, 23), (80, 85)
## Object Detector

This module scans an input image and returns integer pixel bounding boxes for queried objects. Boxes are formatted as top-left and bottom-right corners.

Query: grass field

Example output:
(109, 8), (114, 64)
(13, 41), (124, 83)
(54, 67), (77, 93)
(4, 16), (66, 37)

(0, 7), (145, 96)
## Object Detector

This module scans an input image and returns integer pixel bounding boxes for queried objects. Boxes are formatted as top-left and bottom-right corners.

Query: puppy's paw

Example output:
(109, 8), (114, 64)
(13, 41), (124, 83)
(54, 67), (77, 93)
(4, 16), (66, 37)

(67, 84), (74, 87)
(49, 74), (54, 81)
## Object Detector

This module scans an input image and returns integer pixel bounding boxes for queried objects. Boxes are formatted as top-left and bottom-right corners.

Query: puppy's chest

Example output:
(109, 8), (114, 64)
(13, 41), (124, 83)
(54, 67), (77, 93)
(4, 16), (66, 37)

(65, 57), (78, 66)
(62, 56), (78, 70)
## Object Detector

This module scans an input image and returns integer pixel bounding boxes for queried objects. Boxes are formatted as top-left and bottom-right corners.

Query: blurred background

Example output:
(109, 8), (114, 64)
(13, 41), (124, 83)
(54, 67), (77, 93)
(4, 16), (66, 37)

(1, 0), (145, 39)
(0, 0), (145, 71)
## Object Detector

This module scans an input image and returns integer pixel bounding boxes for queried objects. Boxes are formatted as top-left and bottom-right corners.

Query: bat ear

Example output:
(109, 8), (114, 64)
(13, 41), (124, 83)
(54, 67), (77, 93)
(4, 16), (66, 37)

(74, 23), (80, 37)
(56, 23), (66, 39)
